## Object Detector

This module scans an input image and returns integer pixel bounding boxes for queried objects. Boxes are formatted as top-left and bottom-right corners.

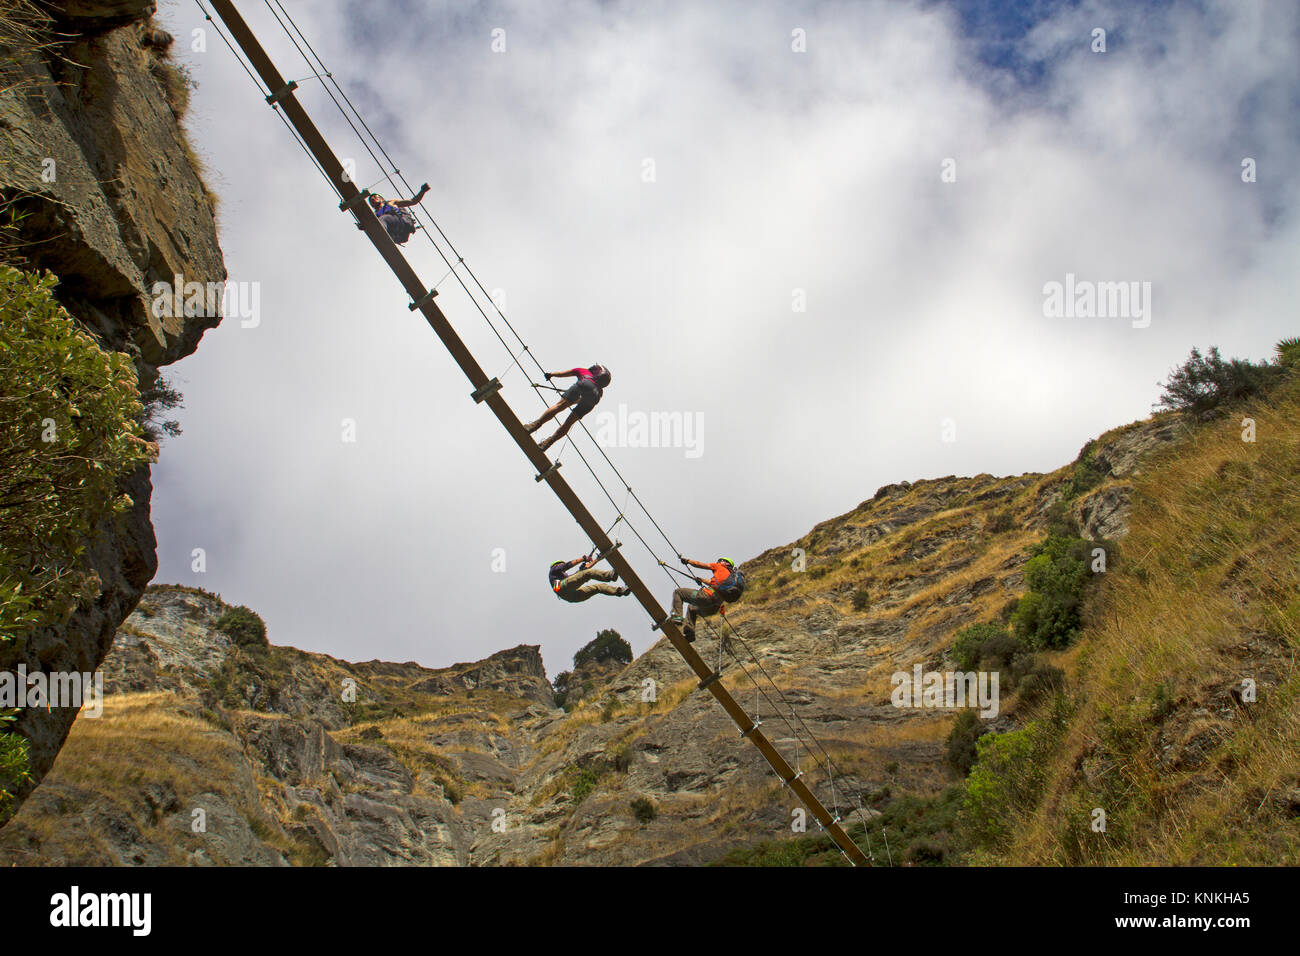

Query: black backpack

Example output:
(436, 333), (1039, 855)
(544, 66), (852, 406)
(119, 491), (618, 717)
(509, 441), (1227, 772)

(384, 209), (418, 244)
(712, 567), (745, 602)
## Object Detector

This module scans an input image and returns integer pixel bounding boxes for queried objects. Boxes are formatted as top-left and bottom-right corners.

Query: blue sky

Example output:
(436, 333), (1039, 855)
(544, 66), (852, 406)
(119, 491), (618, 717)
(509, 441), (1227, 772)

(153, 0), (1299, 677)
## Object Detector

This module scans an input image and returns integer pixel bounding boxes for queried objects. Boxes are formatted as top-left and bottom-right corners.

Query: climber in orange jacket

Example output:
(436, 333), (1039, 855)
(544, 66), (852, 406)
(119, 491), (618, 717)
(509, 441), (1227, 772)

(667, 557), (745, 641)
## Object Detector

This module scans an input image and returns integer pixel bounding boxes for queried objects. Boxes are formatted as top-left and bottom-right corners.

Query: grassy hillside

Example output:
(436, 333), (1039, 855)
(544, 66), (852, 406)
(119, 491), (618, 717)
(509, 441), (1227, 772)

(999, 376), (1300, 864)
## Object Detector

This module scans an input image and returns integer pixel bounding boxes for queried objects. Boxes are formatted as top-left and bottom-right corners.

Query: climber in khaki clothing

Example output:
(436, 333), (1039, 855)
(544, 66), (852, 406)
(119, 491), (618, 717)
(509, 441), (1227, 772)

(549, 553), (631, 603)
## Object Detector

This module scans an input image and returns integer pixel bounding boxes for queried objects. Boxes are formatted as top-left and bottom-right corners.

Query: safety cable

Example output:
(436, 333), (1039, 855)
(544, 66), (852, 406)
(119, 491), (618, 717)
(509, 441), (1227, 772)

(267, 0), (689, 567)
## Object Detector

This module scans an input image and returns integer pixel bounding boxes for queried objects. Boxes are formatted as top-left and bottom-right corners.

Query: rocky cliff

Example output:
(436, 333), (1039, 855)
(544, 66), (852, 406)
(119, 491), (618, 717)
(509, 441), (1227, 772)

(0, 585), (556, 865)
(0, 0), (225, 818)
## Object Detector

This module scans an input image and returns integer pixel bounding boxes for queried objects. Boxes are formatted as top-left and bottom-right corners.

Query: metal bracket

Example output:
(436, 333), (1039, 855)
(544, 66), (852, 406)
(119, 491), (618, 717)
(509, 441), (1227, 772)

(338, 190), (371, 212)
(782, 770), (804, 789)
(534, 460), (562, 483)
(740, 719), (763, 738)
(408, 289), (438, 311)
(651, 616), (673, 633)
(471, 378), (502, 404)
(697, 671), (722, 691)
(593, 540), (622, 561)
(265, 80), (298, 106)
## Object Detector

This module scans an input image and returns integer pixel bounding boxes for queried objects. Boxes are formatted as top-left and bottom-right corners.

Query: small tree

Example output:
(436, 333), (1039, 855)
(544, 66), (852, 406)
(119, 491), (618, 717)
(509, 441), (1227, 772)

(552, 670), (571, 709)
(215, 606), (267, 648)
(1156, 346), (1283, 413)
(139, 373), (184, 441)
(851, 586), (871, 612)
(573, 629), (632, 670)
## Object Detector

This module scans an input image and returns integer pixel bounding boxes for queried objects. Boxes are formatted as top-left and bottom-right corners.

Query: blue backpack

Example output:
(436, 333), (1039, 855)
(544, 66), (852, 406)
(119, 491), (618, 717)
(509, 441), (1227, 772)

(712, 567), (745, 602)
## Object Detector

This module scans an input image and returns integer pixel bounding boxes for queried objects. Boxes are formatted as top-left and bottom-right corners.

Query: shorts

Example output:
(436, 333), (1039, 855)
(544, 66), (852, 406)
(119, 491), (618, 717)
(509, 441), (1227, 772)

(562, 379), (602, 417)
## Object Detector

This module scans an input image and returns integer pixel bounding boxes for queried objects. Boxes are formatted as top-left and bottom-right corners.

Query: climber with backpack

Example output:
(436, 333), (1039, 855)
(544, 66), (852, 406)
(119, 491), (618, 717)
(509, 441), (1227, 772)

(524, 364), (611, 453)
(367, 184), (430, 245)
(668, 557), (745, 642)
(549, 550), (631, 603)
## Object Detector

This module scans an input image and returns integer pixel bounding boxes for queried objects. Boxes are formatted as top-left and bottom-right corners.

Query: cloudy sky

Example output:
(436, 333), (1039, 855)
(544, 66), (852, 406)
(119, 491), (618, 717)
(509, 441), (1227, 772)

(151, 0), (1299, 677)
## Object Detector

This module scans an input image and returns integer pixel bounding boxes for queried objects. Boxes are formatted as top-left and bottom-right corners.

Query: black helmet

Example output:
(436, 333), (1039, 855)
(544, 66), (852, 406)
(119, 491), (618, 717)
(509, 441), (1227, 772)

(589, 364), (611, 387)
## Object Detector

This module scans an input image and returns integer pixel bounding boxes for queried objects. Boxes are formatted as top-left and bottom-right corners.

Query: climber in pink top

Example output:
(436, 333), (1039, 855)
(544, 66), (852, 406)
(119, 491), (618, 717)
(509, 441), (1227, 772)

(524, 364), (611, 452)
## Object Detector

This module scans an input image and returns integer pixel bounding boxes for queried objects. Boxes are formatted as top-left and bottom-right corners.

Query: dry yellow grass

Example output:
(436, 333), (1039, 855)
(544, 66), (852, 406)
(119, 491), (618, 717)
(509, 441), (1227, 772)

(54, 691), (242, 791)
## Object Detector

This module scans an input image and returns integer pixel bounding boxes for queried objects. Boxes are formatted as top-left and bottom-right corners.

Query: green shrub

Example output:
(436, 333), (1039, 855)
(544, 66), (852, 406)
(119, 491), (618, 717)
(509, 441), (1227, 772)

(951, 622), (1014, 670)
(851, 586), (871, 612)
(0, 709), (32, 817)
(571, 766), (601, 803)
(1157, 346), (1285, 414)
(1011, 535), (1093, 649)
(572, 629), (631, 670)
(1064, 440), (1109, 498)
(1042, 498), (1079, 537)
(215, 605), (267, 648)
(1276, 337), (1300, 369)
(961, 722), (1056, 849)
(631, 797), (657, 825)
(0, 266), (153, 641)
(945, 709), (987, 776)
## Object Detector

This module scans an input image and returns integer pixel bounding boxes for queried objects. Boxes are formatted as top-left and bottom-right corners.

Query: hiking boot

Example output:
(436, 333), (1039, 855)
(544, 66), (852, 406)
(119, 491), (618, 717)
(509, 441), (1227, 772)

(683, 628), (696, 643)
(667, 614), (683, 625)
(523, 419), (542, 434)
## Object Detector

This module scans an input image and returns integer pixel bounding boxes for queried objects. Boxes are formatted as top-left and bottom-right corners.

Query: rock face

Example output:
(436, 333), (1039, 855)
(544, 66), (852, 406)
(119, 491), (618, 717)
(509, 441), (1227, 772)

(0, 586), (555, 865)
(409, 646), (554, 709)
(561, 646), (630, 709)
(1069, 418), (1182, 541)
(0, 3), (225, 820)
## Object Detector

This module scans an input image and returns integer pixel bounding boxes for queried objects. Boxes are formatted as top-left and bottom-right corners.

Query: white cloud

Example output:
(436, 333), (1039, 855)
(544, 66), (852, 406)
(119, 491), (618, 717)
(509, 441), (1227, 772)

(152, 0), (1299, 676)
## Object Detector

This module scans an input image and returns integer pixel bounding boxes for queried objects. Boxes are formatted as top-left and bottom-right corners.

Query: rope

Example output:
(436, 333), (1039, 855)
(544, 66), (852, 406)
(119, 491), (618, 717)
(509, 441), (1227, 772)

(195, 1), (330, 187)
